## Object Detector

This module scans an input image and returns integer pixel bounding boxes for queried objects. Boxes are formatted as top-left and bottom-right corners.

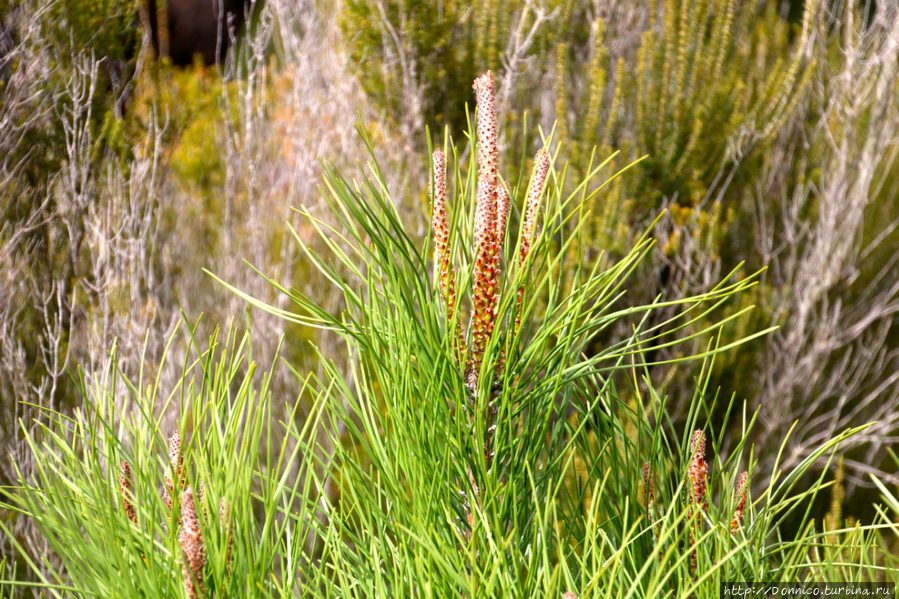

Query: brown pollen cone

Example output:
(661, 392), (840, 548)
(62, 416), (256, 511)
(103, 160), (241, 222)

(431, 149), (465, 359)
(731, 471), (748, 534)
(513, 148), (551, 336)
(688, 430), (708, 510)
(179, 487), (206, 599)
(687, 430), (707, 576)
(164, 431), (183, 511)
(520, 149), (550, 263)
(641, 462), (655, 510)
(642, 461), (663, 561)
(119, 460), (137, 525)
(469, 71), (500, 389)
(432, 149), (454, 317)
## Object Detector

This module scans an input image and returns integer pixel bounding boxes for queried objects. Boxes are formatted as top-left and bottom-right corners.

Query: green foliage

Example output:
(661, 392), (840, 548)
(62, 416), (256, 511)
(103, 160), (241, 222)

(336, 0), (819, 408)
(48, 0), (141, 64)
(339, 2), (899, 508)
(340, 0), (570, 134)
(1, 323), (326, 597)
(3, 109), (898, 594)
(340, 0), (815, 216)
(39, 0), (143, 158)
(212, 116), (892, 593)
(585, 0), (815, 251)
(165, 67), (231, 191)
(2, 1), (898, 595)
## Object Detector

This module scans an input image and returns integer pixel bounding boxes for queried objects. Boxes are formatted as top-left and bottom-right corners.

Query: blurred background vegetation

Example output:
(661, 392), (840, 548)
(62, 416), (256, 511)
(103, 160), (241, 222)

(2, 0), (898, 590)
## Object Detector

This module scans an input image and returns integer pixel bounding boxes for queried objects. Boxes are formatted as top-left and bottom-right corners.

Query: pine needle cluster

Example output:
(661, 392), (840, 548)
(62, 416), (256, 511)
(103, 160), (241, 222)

(2, 70), (897, 598)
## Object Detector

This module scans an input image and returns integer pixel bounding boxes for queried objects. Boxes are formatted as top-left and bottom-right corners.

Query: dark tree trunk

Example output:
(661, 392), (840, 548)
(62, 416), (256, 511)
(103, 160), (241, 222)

(145, 0), (251, 66)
